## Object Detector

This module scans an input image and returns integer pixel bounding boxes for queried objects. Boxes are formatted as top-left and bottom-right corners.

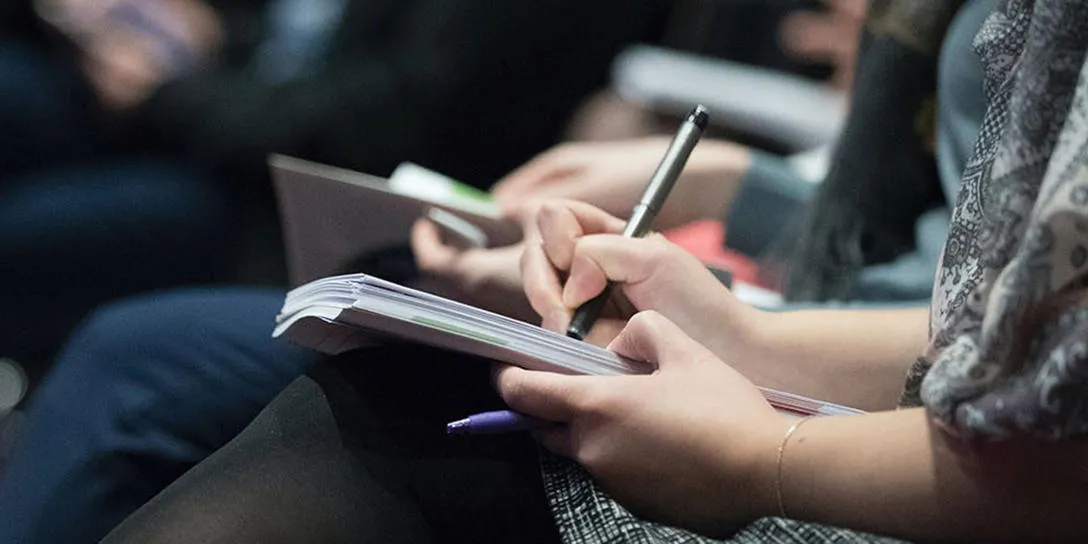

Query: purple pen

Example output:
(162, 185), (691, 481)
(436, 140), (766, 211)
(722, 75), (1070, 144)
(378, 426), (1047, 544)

(445, 410), (542, 435)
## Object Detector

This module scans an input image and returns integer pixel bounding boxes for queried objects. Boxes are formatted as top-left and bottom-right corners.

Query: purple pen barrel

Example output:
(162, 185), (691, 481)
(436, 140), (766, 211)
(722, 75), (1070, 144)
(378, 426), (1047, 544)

(445, 410), (540, 435)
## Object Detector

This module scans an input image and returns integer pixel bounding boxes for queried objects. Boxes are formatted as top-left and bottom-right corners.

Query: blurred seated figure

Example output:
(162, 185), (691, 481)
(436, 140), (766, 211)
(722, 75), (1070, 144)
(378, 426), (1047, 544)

(0, 289), (316, 543)
(0, 0), (673, 386)
(567, 0), (865, 145)
(0, 6), (231, 386)
(46, 0), (672, 187)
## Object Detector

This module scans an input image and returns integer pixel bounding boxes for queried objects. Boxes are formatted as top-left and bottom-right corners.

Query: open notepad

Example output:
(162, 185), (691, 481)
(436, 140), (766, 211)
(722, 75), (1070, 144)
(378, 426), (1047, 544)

(274, 274), (863, 418)
(271, 155), (520, 286)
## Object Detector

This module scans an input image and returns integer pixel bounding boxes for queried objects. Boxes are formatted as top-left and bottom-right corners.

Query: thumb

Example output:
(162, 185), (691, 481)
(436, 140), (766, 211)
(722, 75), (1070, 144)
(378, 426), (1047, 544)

(606, 311), (703, 372)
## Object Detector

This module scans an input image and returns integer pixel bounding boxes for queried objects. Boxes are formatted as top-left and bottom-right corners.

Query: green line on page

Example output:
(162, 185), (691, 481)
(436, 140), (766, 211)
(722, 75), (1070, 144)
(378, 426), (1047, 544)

(411, 316), (507, 346)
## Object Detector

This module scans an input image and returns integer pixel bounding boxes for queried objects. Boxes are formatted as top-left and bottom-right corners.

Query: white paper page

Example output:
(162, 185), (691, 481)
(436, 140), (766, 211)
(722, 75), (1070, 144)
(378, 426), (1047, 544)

(355, 276), (622, 360)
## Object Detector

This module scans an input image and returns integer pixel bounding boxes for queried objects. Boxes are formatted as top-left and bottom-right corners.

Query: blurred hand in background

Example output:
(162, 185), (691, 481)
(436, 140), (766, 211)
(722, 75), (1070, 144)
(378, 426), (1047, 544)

(491, 137), (750, 232)
(39, 0), (222, 110)
(778, 0), (867, 91)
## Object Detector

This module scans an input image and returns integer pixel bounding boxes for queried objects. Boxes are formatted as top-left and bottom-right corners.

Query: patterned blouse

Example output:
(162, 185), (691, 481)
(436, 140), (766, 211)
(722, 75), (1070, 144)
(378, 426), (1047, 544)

(903, 0), (1088, 440)
(544, 1), (1088, 543)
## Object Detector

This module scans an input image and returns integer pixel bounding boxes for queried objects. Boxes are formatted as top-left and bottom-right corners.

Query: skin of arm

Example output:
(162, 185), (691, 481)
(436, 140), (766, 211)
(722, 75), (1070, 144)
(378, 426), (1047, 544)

(735, 307), (930, 412)
(757, 408), (1088, 542)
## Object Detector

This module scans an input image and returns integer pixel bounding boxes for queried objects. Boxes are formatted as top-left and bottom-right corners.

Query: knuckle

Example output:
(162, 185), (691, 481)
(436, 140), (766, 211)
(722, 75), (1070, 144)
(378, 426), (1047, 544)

(414, 252), (437, 272)
(644, 231), (671, 246)
(520, 244), (547, 278)
(521, 273), (547, 303)
(576, 448), (600, 472)
(570, 384), (612, 418)
(538, 199), (567, 222)
(642, 236), (675, 263)
(518, 247), (533, 276)
(550, 143), (576, 161)
(569, 240), (592, 267)
(557, 381), (588, 411)
(518, 198), (545, 222)
(498, 375), (530, 408)
(629, 310), (664, 331)
(575, 442), (608, 474)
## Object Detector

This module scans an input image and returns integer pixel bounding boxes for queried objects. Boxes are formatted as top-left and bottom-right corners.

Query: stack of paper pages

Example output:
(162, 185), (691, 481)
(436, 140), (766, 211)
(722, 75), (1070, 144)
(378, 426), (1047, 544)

(275, 274), (863, 418)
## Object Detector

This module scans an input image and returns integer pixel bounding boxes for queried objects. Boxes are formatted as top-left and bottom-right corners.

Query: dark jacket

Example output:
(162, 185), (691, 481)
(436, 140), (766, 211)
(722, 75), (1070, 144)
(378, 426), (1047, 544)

(142, 0), (670, 187)
(1, 2), (54, 45)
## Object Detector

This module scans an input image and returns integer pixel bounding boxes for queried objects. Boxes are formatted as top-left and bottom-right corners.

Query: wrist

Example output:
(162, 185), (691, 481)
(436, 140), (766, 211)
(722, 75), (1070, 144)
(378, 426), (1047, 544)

(703, 298), (773, 368)
(742, 414), (826, 525)
(734, 308), (810, 385)
(740, 414), (798, 523)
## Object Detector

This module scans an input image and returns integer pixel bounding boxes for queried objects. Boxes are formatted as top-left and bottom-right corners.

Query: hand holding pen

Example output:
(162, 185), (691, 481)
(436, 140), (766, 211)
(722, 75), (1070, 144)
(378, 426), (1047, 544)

(566, 105), (708, 340)
(448, 105), (709, 435)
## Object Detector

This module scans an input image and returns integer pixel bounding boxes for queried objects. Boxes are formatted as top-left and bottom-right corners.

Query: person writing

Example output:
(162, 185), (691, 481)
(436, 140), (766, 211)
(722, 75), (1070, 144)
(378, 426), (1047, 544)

(98, 1), (1088, 541)
(494, 198), (1078, 540)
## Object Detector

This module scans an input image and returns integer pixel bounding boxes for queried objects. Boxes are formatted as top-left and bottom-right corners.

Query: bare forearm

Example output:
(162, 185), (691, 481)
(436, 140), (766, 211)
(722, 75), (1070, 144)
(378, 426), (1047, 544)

(736, 307), (928, 411)
(772, 409), (1088, 541)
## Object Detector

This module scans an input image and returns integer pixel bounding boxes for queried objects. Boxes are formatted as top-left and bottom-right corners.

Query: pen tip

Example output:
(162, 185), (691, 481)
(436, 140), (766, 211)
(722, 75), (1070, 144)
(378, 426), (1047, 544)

(690, 105), (709, 130)
(446, 418), (470, 434)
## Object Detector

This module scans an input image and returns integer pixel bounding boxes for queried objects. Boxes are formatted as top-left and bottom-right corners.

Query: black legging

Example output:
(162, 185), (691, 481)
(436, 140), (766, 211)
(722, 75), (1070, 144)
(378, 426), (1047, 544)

(102, 344), (561, 543)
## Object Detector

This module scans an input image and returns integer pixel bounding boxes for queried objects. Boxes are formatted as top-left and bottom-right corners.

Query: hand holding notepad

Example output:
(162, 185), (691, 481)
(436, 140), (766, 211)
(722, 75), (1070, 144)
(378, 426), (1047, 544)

(271, 106), (861, 420)
(274, 273), (861, 418)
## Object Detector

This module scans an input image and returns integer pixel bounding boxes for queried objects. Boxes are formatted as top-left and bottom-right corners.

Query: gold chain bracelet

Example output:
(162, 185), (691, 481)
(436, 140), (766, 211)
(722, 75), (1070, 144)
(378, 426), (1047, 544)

(775, 416), (815, 519)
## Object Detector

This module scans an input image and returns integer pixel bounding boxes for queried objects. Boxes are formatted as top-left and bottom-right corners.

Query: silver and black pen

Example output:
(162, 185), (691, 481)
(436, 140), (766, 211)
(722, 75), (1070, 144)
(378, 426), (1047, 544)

(566, 104), (709, 341)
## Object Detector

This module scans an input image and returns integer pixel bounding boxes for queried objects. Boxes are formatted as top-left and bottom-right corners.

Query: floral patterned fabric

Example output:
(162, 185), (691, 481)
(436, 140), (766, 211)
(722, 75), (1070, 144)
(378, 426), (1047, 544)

(903, 0), (1088, 440)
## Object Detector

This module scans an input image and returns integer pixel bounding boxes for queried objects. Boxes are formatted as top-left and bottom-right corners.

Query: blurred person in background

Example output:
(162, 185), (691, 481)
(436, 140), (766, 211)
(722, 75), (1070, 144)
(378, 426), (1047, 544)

(0, 1), (675, 541)
(567, 0), (865, 142)
(0, 0), (232, 394)
(0, 0), (672, 395)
